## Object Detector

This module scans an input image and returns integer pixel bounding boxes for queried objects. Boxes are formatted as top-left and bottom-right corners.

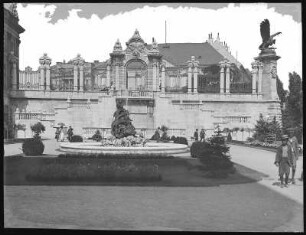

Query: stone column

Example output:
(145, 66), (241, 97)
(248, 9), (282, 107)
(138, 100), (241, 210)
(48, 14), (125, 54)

(251, 61), (258, 94)
(219, 62), (225, 93)
(225, 62), (231, 93)
(45, 65), (51, 90)
(188, 66), (192, 93)
(152, 62), (157, 91)
(193, 66), (198, 93)
(258, 62), (263, 94)
(73, 64), (78, 91)
(39, 65), (45, 90)
(106, 64), (111, 87)
(12, 62), (17, 90)
(115, 63), (119, 90)
(79, 64), (84, 91)
(161, 64), (165, 93)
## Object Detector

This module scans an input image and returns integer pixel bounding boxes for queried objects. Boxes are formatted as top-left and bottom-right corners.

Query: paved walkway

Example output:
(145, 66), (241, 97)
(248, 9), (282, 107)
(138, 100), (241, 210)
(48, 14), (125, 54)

(4, 139), (303, 231)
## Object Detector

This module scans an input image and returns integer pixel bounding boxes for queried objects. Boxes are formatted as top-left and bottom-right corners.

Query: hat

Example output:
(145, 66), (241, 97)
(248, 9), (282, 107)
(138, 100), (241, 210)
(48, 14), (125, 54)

(281, 135), (289, 140)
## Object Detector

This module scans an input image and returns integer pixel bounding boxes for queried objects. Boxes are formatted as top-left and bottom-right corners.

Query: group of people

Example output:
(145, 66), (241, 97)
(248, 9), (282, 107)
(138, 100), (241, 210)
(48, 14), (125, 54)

(274, 132), (301, 187)
(55, 125), (73, 142)
(193, 129), (206, 142)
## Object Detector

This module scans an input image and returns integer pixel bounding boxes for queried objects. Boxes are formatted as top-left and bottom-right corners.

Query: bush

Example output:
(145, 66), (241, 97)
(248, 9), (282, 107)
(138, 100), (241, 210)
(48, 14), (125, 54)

(22, 138), (45, 156)
(190, 127), (234, 177)
(173, 136), (188, 145)
(70, 135), (83, 142)
(26, 158), (162, 182)
(246, 137), (254, 142)
(92, 130), (102, 142)
(31, 122), (45, 138)
(190, 141), (211, 158)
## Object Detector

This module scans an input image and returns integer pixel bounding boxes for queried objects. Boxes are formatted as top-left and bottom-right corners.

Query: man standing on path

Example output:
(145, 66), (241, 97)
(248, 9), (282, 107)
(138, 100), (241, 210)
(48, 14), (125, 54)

(274, 135), (293, 188)
(200, 129), (206, 142)
(288, 131), (299, 184)
(67, 126), (73, 142)
(194, 129), (199, 142)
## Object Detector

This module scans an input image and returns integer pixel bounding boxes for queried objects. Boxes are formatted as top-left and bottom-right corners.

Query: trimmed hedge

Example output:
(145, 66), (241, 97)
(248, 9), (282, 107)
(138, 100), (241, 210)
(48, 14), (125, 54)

(22, 138), (45, 156)
(92, 130), (102, 142)
(173, 136), (188, 145)
(26, 158), (162, 182)
(70, 135), (83, 142)
(58, 153), (174, 159)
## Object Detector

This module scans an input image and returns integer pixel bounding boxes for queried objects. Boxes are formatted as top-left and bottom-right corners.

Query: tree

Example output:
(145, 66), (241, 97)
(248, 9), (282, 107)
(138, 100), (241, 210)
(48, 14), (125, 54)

(269, 116), (282, 141)
(31, 122), (46, 139)
(276, 75), (288, 108)
(283, 72), (303, 142)
(253, 114), (270, 142)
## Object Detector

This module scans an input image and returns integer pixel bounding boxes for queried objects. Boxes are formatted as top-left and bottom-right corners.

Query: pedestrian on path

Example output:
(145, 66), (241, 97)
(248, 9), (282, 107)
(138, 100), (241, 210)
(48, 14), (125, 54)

(288, 131), (299, 184)
(59, 126), (65, 142)
(194, 129), (199, 142)
(67, 126), (73, 142)
(200, 129), (206, 142)
(55, 128), (60, 142)
(274, 135), (293, 188)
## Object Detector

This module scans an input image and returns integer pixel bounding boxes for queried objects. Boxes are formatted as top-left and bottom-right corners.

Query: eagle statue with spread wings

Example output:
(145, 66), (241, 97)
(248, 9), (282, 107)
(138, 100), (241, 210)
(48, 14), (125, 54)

(259, 19), (282, 50)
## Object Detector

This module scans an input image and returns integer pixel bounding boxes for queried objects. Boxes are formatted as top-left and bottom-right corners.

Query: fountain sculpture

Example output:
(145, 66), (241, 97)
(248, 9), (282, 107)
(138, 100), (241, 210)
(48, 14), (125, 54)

(60, 100), (188, 156)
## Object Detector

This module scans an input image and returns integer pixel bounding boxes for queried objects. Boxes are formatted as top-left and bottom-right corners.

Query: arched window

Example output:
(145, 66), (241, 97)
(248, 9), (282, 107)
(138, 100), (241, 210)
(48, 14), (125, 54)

(126, 60), (147, 91)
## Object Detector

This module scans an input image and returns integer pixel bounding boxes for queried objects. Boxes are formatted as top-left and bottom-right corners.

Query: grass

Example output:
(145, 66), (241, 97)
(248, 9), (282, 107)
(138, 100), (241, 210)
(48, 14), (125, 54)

(4, 155), (266, 186)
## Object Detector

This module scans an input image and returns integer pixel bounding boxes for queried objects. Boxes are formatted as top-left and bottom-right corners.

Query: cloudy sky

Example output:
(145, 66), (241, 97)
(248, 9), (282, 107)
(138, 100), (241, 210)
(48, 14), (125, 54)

(16, 3), (301, 89)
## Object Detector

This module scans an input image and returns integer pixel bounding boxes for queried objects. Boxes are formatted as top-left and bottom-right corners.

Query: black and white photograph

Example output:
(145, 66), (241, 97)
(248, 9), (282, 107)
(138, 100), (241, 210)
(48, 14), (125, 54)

(3, 2), (303, 232)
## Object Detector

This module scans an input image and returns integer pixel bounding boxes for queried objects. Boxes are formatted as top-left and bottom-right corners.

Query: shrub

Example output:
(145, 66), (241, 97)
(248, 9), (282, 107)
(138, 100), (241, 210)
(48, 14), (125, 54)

(31, 122), (46, 139)
(70, 135), (83, 142)
(22, 138), (45, 156)
(170, 135), (176, 141)
(173, 136), (188, 145)
(191, 126), (234, 177)
(246, 137), (254, 142)
(92, 130), (102, 142)
(26, 158), (162, 182)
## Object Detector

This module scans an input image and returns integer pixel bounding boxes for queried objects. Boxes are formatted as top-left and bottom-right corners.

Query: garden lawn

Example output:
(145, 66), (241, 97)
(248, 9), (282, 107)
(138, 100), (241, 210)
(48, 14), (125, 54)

(4, 155), (266, 186)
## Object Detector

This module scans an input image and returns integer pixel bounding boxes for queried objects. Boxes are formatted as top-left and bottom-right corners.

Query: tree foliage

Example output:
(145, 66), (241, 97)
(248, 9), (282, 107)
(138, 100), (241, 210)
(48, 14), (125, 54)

(253, 114), (282, 142)
(31, 122), (46, 139)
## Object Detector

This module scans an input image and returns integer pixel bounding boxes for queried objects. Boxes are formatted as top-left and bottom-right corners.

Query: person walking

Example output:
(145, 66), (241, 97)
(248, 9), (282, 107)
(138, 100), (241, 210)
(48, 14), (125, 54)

(274, 135), (293, 188)
(194, 129), (199, 142)
(55, 127), (60, 142)
(200, 129), (206, 142)
(67, 126), (73, 142)
(288, 131), (299, 184)
(59, 126), (65, 142)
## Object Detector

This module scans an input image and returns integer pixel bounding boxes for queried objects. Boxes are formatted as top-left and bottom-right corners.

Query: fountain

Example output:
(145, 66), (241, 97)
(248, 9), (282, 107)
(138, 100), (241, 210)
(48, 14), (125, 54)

(60, 100), (188, 156)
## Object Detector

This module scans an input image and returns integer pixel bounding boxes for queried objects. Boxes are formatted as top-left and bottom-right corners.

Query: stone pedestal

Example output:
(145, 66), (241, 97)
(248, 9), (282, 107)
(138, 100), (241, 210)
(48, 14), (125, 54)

(255, 49), (280, 100)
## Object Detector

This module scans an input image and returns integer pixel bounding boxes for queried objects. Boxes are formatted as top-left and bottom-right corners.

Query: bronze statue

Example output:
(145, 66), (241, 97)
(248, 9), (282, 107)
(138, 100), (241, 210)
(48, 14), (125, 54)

(259, 19), (282, 50)
(111, 99), (136, 138)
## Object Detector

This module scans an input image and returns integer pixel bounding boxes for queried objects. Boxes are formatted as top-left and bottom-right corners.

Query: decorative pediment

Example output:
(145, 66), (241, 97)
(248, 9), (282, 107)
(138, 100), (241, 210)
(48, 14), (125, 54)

(125, 29), (147, 56)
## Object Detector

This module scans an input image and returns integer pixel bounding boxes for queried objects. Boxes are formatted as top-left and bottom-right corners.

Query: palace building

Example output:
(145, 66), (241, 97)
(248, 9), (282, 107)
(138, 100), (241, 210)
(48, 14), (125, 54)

(5, 6), (281, 140)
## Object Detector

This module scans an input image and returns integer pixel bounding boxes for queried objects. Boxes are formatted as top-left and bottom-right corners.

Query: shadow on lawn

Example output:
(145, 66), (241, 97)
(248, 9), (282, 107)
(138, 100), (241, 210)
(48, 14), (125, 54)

(4, 156), (268, 187)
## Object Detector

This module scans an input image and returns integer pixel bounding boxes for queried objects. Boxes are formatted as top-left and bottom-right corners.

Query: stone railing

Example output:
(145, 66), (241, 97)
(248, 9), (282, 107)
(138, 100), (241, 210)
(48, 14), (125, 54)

(114, 90), (155, 98)
(15, 111), (55, 121)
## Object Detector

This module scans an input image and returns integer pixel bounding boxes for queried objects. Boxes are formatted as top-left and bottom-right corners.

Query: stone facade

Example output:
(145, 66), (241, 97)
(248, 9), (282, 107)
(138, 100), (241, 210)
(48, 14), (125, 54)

(3, 3), (25, 139)
(11, 29), (281, 140)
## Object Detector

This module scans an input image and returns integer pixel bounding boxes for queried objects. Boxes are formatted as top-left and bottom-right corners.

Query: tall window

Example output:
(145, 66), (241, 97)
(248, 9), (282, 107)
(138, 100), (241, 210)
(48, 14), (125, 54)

(126, 60), (147, 90)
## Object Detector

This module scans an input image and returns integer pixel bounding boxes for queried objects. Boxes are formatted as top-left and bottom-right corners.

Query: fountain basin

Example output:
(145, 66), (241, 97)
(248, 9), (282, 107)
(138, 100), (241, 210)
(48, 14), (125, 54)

(60, 142), (188, 156)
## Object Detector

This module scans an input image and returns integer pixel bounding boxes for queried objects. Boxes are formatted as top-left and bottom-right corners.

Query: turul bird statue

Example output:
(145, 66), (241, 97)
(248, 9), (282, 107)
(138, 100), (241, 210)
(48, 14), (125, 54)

(259, 19), (282, 50)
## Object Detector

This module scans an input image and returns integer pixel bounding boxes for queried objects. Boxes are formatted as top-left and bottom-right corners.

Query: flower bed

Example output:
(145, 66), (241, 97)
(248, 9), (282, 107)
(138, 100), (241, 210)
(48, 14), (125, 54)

(101, 136), (147, 147)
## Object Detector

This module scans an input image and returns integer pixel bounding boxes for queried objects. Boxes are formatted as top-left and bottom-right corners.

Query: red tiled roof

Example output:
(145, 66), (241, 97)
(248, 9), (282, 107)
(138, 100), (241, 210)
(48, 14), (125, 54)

(157, 42), (225, 66)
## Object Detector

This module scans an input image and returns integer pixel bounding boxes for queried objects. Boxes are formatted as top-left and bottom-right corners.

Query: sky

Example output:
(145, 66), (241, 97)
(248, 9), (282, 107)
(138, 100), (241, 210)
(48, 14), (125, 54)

(16, 3), (302, 89)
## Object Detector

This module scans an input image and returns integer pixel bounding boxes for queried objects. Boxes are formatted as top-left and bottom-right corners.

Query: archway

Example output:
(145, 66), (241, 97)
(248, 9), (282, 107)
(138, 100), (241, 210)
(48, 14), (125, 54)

(125, 60), (147, 91)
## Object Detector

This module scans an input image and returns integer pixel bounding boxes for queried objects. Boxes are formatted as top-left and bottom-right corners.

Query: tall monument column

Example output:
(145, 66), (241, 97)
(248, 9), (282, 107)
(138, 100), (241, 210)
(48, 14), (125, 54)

(257, 61), (263, 94)
(251, 61), (258, 94)
(115, 62), (119, 90)
(219, 61), (225, 93)
(225, 61), (231, 93)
